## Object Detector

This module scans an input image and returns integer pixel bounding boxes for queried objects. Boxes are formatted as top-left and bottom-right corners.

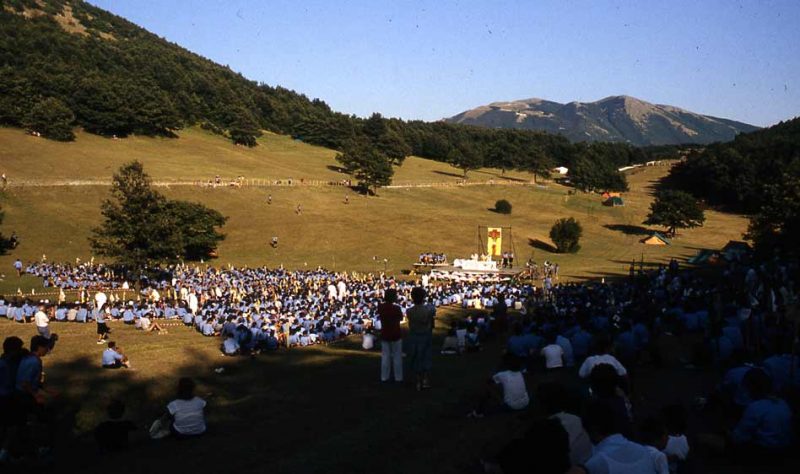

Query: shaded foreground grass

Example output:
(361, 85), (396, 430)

(0, 309), (524, 474)
(1, 311), (784, 474)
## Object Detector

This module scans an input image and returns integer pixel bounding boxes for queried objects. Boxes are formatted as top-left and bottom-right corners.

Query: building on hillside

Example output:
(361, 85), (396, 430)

(552, 166), (569, 175)
(601, 192), (621, 200)
(603, 196), (625, 207)
(641, 232), (671, 246)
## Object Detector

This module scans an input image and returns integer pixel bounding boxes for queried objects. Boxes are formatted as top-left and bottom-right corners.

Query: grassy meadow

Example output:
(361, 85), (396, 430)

(0, 126), (758, 473)
(0, 126), (747, 294)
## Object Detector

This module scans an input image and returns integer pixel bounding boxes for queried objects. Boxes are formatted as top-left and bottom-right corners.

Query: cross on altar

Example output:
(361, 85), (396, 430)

(488, 229), (501, 239)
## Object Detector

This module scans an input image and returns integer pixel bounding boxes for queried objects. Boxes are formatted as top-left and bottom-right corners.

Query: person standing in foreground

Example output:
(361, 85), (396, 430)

(405, 287), (435, 391)
(377, 288), (403, 383)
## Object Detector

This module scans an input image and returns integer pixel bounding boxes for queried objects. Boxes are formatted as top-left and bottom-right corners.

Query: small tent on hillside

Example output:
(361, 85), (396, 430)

(722, 241), (751, 261)
(552, 166), (569, 175)
(641, 232), (671, 246)
(604, 196), (625, 207)
(601, 192), (622, 200)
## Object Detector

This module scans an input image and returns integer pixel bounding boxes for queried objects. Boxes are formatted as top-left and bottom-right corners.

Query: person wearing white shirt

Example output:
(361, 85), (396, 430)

(94, 290), (107, 311)
(34, 305), (51, 339)
(166, 378), (207, 437)
(468, 353), (529, 417)
(578, 339), (628, 378)
(542, 336), (565, 369)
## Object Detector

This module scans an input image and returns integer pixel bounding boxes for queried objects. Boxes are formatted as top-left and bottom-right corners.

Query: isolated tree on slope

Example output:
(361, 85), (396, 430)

(644, 190), (705, 237)
(90, 161), (226, 268)
(335, 139), (394, 195)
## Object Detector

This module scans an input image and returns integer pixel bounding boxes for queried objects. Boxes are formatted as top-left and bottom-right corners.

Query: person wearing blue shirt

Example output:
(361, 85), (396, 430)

(76, 306), (88, 323)
(763, 354), (800, 393)
(731, 368), (793, 459)
(555, 334), (575, 367)
(101, 342), (130, 369)
(570, 326), (593, 361)
(122, 307), (135, 324)
(506, 325), (530, 359)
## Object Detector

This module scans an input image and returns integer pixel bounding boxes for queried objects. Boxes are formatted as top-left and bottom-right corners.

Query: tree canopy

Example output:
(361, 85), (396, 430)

(550, 217), (583, 253)
(644, 190), (705, 237)
(1, 1), (657, 173)
(90, 161), (227, 267)
(335, 139), (395, 195)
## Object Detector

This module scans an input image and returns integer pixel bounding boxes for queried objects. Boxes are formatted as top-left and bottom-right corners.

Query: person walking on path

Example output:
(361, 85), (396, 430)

(405, 287), (435, 391)
(377, 288), (403, 383)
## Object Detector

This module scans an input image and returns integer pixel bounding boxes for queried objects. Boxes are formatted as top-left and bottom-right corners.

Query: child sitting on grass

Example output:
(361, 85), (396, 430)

(94, 399), (136, 453)
(467, 353), (529, 418)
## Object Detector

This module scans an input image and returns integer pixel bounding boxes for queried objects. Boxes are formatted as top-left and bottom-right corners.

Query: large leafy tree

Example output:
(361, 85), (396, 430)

(447, 143), (484, 178)
(569, 151), (629, 192)
(550, 217), (583, 253)
(90, 161), (227, 267)
(24, 97), (75, 141)
(746, 173), (800, 256)
(335, 139), (394, 195)
(165, 200), (227, 260)
(644, 190), (705, 237)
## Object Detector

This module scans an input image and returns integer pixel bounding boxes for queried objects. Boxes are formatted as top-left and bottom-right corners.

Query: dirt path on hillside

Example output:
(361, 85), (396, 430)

(4, 178), (547, 189)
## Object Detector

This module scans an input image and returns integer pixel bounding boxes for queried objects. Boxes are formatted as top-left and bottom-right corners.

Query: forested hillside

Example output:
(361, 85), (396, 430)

(1, 0), (656, 188)
(665, 116), (800, 254)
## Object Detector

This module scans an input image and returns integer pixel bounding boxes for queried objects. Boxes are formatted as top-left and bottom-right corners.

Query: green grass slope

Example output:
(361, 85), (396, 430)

(0, 126), (748, 293)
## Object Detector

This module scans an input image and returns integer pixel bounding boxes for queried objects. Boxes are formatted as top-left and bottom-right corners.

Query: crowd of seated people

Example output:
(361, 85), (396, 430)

(417, 252), (447, 266)
(4, 252), (800, 471)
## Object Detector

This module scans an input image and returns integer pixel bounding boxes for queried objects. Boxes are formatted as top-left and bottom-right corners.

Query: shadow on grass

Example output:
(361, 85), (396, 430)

(31, 313), (513, 474)
(432, 170), (464, 178)
(326, 165), (346, 173)
(603, 224), (652, 236)
(528, 238), (557, 253)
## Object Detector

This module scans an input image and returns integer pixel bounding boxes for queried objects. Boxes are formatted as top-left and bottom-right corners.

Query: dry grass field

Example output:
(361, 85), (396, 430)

(0, 126), (767, 473)
(0, 126), (747, 295)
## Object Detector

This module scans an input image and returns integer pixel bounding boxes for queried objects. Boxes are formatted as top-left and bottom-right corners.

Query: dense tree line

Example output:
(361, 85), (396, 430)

(1, 0), (648, 190)
(664, 117), (800, 254)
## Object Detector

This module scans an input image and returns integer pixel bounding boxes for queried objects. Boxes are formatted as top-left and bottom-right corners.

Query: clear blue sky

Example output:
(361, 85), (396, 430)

(91, 0), (800, 126)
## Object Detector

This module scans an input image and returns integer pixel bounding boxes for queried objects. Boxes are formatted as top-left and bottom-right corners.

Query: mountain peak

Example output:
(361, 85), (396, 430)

(445, 95), (758, 146)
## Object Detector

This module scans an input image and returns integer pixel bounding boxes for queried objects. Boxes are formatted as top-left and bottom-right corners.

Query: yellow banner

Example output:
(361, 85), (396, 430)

(487, 227), (502, 256)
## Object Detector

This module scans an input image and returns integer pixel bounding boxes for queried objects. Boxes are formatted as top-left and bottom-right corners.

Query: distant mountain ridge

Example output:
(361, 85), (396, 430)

(445, 95), (759, 146)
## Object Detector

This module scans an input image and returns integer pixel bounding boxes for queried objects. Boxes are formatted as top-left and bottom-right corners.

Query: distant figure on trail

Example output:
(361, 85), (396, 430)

(13, 259), (22, 277)
(267, 194), (272, 205)
(1, 173), (7, 189)
(295, 204), (302, 215)
(344, 194), (349, 205)
(270, 236), (278, 248)
(405, 287), (435, 391)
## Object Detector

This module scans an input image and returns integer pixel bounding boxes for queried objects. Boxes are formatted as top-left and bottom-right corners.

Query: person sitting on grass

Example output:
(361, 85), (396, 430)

(166, 378), (207, 438)
(221, 334), (240, 356)
(94, 399), (136, 453)
(467, 353), (529, 418)
(729, 367), (793, 460)
(440, 328), (459, 355)
(101, 342), (130, 369)
(573, 400), (659, 474)
(138, 313), (167, 334)
(639, 416), (670, 474)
